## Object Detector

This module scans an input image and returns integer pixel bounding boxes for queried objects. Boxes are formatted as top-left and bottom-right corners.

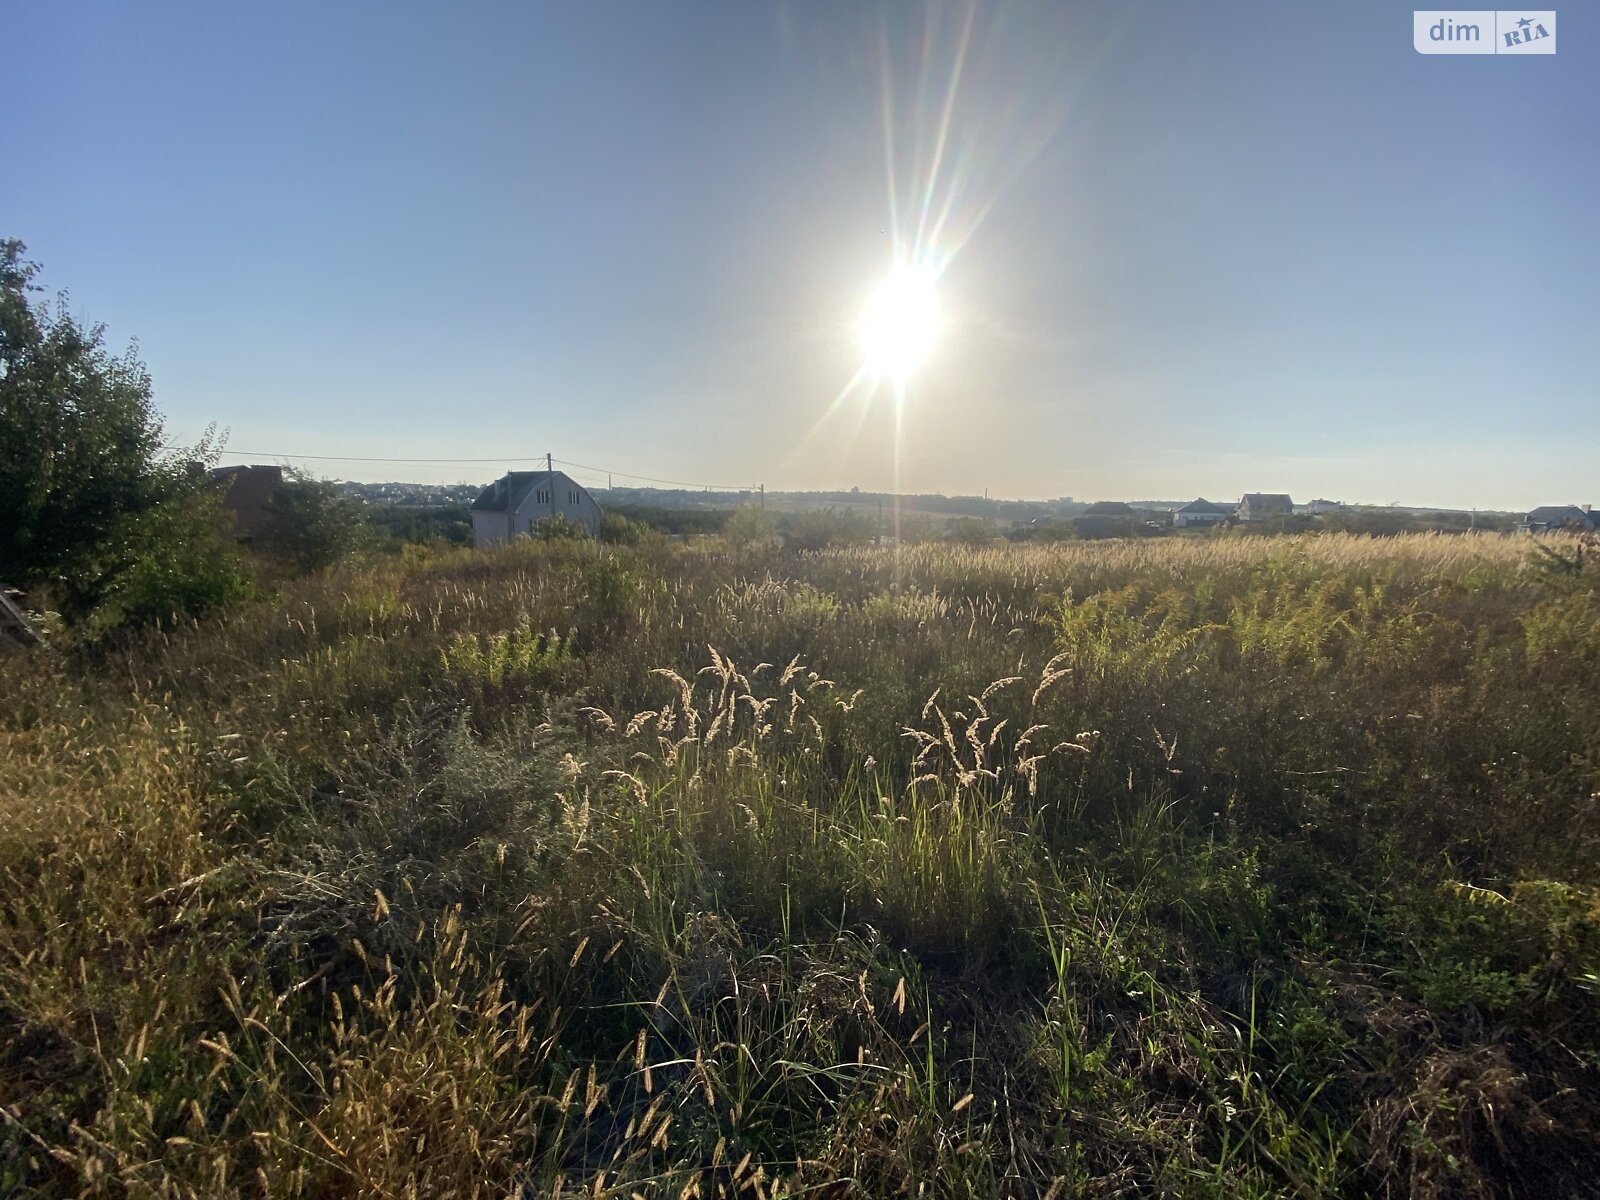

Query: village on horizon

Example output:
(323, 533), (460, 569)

(205, 462), (1599, 545)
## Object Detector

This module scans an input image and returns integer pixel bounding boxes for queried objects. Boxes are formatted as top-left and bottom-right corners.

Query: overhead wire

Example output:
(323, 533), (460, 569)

(551, 457), (754, 492)
(217, 449), (755, 492)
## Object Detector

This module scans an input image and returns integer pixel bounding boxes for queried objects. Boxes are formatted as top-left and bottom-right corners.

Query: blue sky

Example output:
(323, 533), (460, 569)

(5, 2), (1596, 508)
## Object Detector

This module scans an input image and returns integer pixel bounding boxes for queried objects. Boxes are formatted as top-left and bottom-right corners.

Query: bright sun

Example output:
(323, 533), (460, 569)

(859, 262), (941, 381)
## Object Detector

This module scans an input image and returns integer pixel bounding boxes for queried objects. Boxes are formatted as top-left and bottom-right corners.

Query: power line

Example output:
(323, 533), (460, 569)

(218, 449), (756, 493)
(224, 450), (532, 464)
(551, 457), (753, 492)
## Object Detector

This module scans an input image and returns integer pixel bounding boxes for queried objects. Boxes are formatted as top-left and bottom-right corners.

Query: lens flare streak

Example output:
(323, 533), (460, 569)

(786, 3), (1077, 495)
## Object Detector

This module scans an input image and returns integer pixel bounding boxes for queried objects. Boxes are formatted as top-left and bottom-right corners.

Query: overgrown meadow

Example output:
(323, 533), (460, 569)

(3, 534), (1598, 1198)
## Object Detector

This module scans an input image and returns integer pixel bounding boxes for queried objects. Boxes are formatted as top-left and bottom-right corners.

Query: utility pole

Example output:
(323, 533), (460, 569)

(547, 452), (555, 521)
(759, 483), (765, 513)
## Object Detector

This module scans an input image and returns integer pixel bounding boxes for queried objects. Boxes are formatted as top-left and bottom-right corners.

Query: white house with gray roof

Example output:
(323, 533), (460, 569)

(1520, 504), (1596, 534)
(470, 470), (602, 546)
(1173, 498), (1230, 528)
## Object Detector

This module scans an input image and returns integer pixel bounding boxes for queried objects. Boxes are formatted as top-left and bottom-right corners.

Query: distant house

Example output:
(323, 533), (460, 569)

(1173, 498), (1230, 528)
(209, 464), (285, 542)
(1520, 504), (1597, 534)
(1074, 500), (1139, 538)
(1238, 493), (1294, 522)
(1300, 498), (1343, 515)
(471, 470), (602, 545)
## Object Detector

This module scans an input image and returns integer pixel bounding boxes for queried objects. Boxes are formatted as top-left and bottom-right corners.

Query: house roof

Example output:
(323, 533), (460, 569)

(1083, 501), (1134, 516)
(471, 470), (555, 513)
(1176, 498), (1229, 514)
(1525, 505), (1592, 526)
(210, 464), (283, 481)
(1240, 493), (1293, 508)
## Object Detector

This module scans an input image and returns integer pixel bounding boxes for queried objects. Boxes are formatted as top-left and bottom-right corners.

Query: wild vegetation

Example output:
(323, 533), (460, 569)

(3, 532), (1598, 1198)
(0, 241), (375, 636)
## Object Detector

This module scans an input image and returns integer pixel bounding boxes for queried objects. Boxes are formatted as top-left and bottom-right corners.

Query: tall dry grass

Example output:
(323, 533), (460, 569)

(2, 532), (1597, 1198)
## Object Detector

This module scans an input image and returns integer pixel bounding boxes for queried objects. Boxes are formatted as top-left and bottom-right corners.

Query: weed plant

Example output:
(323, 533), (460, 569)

(2, 533), (1597, 1197)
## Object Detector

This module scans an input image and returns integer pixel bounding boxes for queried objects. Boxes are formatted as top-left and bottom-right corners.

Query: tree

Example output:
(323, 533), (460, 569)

(91, 489), (254, 632)
(598, 511), (651, 545)
(780, 507), (870, 551)
(723, 505), (779, 551)
(533, 512), (588, 542)
(366, 503), (472, 547)
(946, 516), (995, 545)
(261, 472), (370, 571)
(0, 239), (248, 623)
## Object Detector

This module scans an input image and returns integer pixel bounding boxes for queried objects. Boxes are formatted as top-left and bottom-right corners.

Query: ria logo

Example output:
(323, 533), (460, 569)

(1414, 10), (1556, 54)
(1501, 13), (1552, 47)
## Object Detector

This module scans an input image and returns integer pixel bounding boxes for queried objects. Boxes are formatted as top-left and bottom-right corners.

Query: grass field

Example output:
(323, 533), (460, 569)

(3, 534), (1598, 1198)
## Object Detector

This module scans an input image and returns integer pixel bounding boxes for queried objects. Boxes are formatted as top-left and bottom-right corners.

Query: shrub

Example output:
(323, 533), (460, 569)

(946, 516), (994, 545)
(599, 511), (650, 545)
(367, 503), (472, 547)
(261, 472), (372, 572)
(722, 504), (778, 550)
(780, 506), (870, 550)
(88, 491), (254, 632)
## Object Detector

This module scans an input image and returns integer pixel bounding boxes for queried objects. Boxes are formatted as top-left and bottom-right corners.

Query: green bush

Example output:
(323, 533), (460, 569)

(945, 516), (994, 545)
(598, 511), (650, 545)
(534, 512), (588, 541)
(780, 506), (870, 550)
(258, 474), (371, 572)
(88, 492), (254, 632)
(722, 504), (778, 550)
(367, 504), (472, 547)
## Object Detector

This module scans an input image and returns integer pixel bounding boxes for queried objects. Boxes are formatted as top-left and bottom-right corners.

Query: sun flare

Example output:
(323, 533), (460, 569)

(859, 262), (941, 381)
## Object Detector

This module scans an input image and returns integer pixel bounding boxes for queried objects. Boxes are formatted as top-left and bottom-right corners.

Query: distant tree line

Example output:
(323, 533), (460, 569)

(366, 504), (473, 546)
(604, 504), (733, 536)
